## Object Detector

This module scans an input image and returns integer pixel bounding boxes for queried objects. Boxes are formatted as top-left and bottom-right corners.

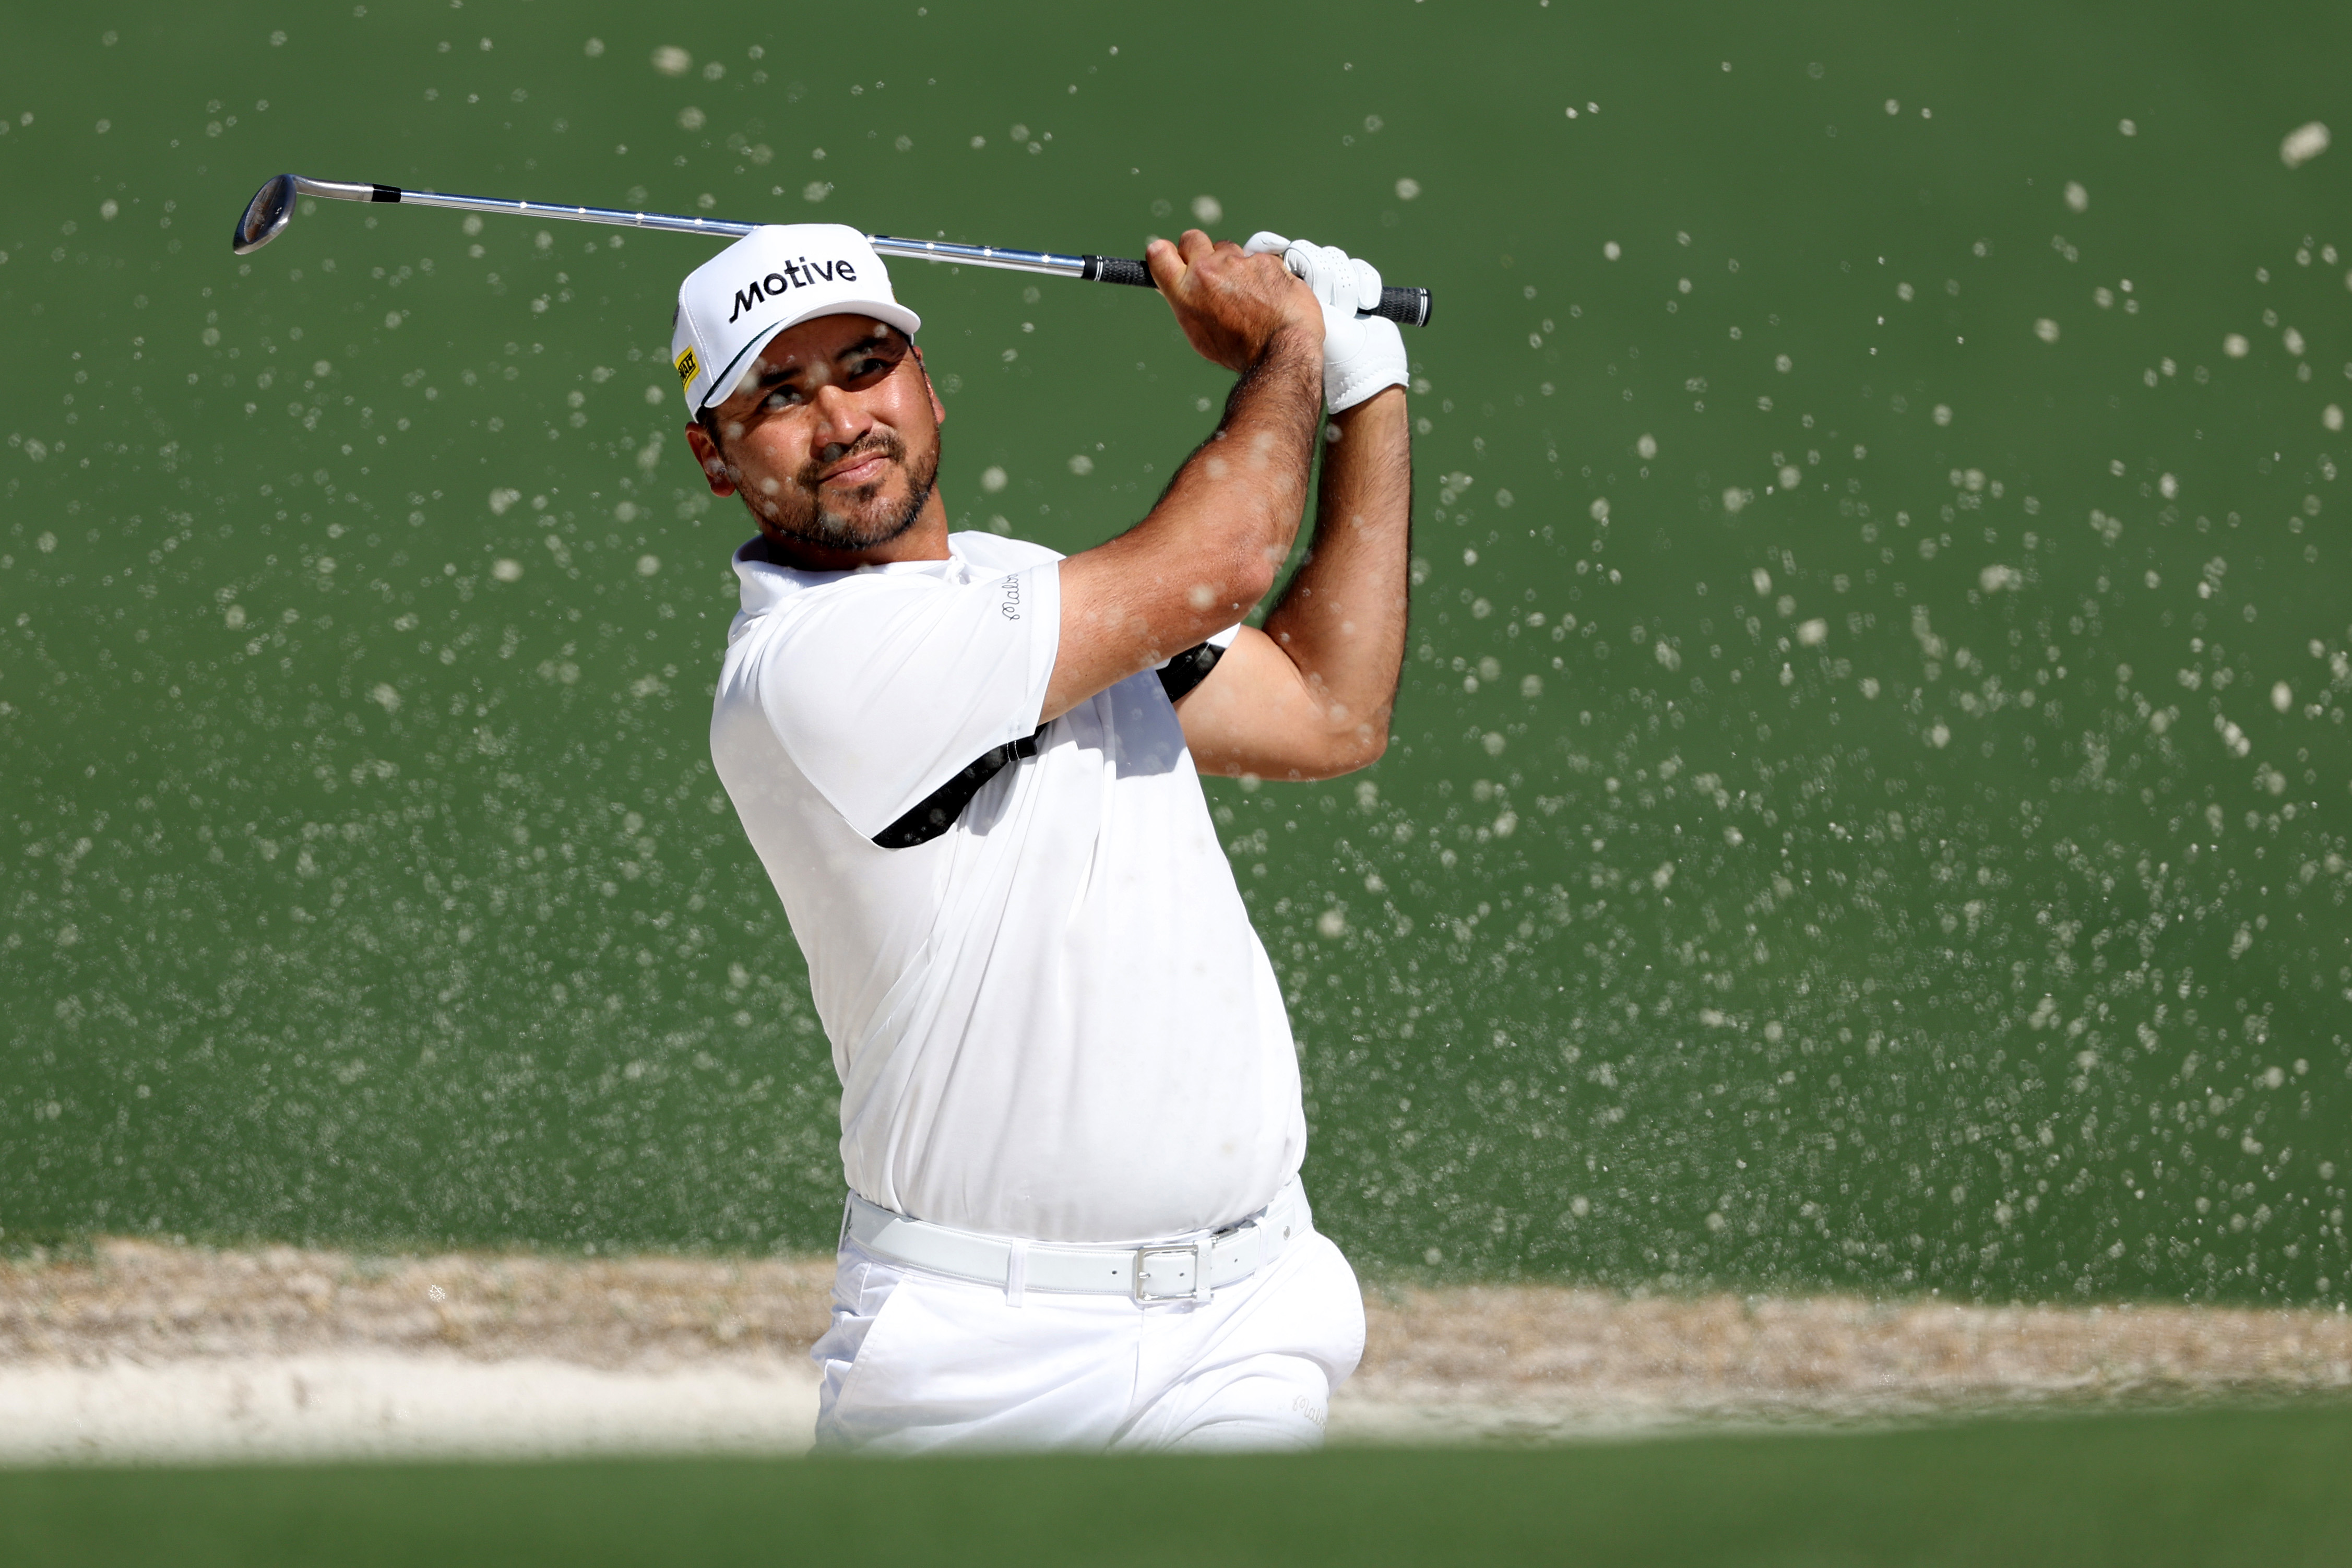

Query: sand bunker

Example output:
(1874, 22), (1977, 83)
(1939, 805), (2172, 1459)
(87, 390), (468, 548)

(4, 1241), (2347, 1462)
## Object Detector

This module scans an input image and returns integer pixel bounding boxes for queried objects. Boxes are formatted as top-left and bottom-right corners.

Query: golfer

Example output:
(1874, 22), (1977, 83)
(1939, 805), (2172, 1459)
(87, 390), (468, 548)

(679, 220), (1412, 1452)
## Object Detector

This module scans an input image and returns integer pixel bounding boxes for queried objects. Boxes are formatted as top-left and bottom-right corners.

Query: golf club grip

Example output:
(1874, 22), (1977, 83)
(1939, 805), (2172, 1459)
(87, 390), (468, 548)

(1082, 255), (1433, 327)
(1372, 287), (1434, 328)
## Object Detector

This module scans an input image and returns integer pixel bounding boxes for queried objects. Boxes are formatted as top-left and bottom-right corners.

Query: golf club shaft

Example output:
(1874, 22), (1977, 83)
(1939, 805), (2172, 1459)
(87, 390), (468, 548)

(282, 176), (1435, 327)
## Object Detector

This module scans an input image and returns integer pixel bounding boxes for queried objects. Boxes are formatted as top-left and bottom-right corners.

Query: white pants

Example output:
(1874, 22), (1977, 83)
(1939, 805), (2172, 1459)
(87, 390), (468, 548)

(810, 1194), (1365, 1455)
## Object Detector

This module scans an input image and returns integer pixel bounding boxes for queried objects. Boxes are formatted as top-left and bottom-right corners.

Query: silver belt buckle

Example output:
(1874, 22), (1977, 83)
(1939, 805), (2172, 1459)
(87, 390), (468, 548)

(1132, 1243), (1204, 1301)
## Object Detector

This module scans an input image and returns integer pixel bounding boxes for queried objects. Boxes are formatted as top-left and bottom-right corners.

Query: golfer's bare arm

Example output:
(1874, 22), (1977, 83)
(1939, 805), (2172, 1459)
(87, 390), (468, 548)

(1041, 231), (1326, 724)
(1043, 231), (1410, 785)
(1175, 387), (1410, 781)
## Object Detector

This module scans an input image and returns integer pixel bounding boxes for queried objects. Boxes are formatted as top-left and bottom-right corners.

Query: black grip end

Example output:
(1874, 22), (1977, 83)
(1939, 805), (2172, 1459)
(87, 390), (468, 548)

(371, 184), (403, 204)
(1085, 254), (1156, 288)
(1369, 286), (1432, 328)
(1086, 254), (1426, 324)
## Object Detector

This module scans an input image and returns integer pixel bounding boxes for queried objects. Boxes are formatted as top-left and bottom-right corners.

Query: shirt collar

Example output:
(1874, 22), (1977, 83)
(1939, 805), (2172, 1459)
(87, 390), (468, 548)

(731, 535), (969, 617)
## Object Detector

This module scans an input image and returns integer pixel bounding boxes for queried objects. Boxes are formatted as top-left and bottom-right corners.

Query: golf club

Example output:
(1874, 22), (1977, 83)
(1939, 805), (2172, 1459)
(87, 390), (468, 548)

(231, 173), (1435, 327)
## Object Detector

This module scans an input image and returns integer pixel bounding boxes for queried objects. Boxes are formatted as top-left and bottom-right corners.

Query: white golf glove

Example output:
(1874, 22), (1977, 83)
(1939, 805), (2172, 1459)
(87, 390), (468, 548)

(1245, 232), (1409, 414)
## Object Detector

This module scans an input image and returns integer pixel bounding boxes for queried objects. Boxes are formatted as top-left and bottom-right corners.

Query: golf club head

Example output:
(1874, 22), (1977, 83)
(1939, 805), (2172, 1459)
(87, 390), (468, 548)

(232, 173), (299, 255)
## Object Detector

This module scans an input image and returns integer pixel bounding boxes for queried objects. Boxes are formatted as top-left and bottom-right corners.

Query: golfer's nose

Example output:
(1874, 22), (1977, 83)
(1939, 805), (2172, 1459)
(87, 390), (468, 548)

(810, 382), (870, 450)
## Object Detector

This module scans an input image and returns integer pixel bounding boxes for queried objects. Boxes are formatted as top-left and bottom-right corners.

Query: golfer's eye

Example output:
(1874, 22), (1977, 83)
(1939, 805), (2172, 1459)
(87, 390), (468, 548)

(840, 338), (908, 385)
(757, 385), (806, 411)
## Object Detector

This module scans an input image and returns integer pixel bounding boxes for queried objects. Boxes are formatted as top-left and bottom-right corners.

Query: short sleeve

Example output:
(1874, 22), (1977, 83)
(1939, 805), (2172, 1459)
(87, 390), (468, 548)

(1150, 622), (1241, 669)
(746, 562), (1061, 838)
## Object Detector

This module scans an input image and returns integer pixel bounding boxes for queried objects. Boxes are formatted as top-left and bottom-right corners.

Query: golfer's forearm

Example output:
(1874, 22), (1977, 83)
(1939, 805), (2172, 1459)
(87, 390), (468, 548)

(1042, 332), (1321, 720)
(1260, 389), (1411, 751)
(1153, 331), (1324, 591)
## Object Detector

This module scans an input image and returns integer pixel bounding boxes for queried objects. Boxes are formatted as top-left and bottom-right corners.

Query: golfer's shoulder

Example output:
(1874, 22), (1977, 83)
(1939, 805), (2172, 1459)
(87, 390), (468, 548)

(732, 534), (1059, 655)
(947, 530), (1063, 573)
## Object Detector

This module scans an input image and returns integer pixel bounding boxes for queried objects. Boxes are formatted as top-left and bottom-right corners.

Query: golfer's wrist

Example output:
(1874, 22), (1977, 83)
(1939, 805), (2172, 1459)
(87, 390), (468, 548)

(1329, 383), (1406, 424)
(1253, 324), (1323, 377)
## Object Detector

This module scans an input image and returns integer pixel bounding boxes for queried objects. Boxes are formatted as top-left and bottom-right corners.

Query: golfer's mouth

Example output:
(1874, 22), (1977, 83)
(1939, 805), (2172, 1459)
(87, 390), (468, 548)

(819, 450), (891, 489)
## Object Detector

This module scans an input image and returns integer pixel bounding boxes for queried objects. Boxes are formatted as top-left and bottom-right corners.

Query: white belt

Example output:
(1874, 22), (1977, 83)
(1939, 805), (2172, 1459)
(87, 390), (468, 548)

(843, 1182), (1304, 1303)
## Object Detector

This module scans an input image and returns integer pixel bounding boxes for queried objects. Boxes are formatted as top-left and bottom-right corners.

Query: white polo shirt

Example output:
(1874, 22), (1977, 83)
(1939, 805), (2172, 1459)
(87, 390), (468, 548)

(709, 531), (1303, 1245)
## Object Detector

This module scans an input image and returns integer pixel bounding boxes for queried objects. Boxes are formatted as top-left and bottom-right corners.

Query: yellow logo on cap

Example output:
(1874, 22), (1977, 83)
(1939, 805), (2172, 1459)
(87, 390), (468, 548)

(674, 345), (699, 388)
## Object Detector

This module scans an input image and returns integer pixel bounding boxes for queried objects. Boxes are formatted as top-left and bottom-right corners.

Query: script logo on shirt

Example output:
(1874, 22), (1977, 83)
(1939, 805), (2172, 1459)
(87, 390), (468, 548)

(998, 576), (1023, 621)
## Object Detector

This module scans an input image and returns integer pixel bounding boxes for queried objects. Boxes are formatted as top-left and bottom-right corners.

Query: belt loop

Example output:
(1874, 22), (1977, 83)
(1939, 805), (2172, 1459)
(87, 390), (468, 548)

(1194, 1238), (1213, 1302)
(838, 1194), (854, 1254)
(1005, 1239), (1029, 1308)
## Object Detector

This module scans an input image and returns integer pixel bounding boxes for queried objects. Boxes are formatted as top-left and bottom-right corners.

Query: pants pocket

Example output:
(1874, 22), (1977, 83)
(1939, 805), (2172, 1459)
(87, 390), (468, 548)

(813, 1269), (922, 1451)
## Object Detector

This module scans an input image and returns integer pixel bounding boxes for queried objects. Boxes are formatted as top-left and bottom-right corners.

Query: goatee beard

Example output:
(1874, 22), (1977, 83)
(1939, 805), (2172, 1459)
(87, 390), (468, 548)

(754, 432), (938, 553)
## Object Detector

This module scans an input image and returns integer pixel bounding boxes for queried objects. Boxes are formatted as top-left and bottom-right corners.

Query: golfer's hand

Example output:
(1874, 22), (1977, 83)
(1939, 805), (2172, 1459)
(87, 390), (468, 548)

(1244, 233), (1411, 414)
(1146, 229), (1323, 373)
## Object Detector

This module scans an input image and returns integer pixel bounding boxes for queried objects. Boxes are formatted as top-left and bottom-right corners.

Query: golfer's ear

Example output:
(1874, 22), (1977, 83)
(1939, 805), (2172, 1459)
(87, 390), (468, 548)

(912, 343), (945, 427)
(684, 422), (737, 497)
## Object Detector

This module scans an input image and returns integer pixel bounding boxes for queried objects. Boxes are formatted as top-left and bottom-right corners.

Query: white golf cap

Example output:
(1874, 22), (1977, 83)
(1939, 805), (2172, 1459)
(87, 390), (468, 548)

(669, 223), (921, 412)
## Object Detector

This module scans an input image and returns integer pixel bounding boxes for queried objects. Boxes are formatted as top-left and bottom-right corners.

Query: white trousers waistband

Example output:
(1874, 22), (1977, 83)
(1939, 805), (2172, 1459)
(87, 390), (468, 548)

(842, 1183), (1306, 1303)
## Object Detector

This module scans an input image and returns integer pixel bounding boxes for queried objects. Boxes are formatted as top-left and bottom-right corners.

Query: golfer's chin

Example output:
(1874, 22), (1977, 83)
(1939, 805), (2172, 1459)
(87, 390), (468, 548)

(776, 480), (922, 551)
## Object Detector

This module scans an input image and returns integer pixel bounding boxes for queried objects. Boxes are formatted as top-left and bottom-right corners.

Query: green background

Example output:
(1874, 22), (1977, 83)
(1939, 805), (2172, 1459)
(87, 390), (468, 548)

(8, 1404), (2352, 1567)
(3, 0), (2349, 1304)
